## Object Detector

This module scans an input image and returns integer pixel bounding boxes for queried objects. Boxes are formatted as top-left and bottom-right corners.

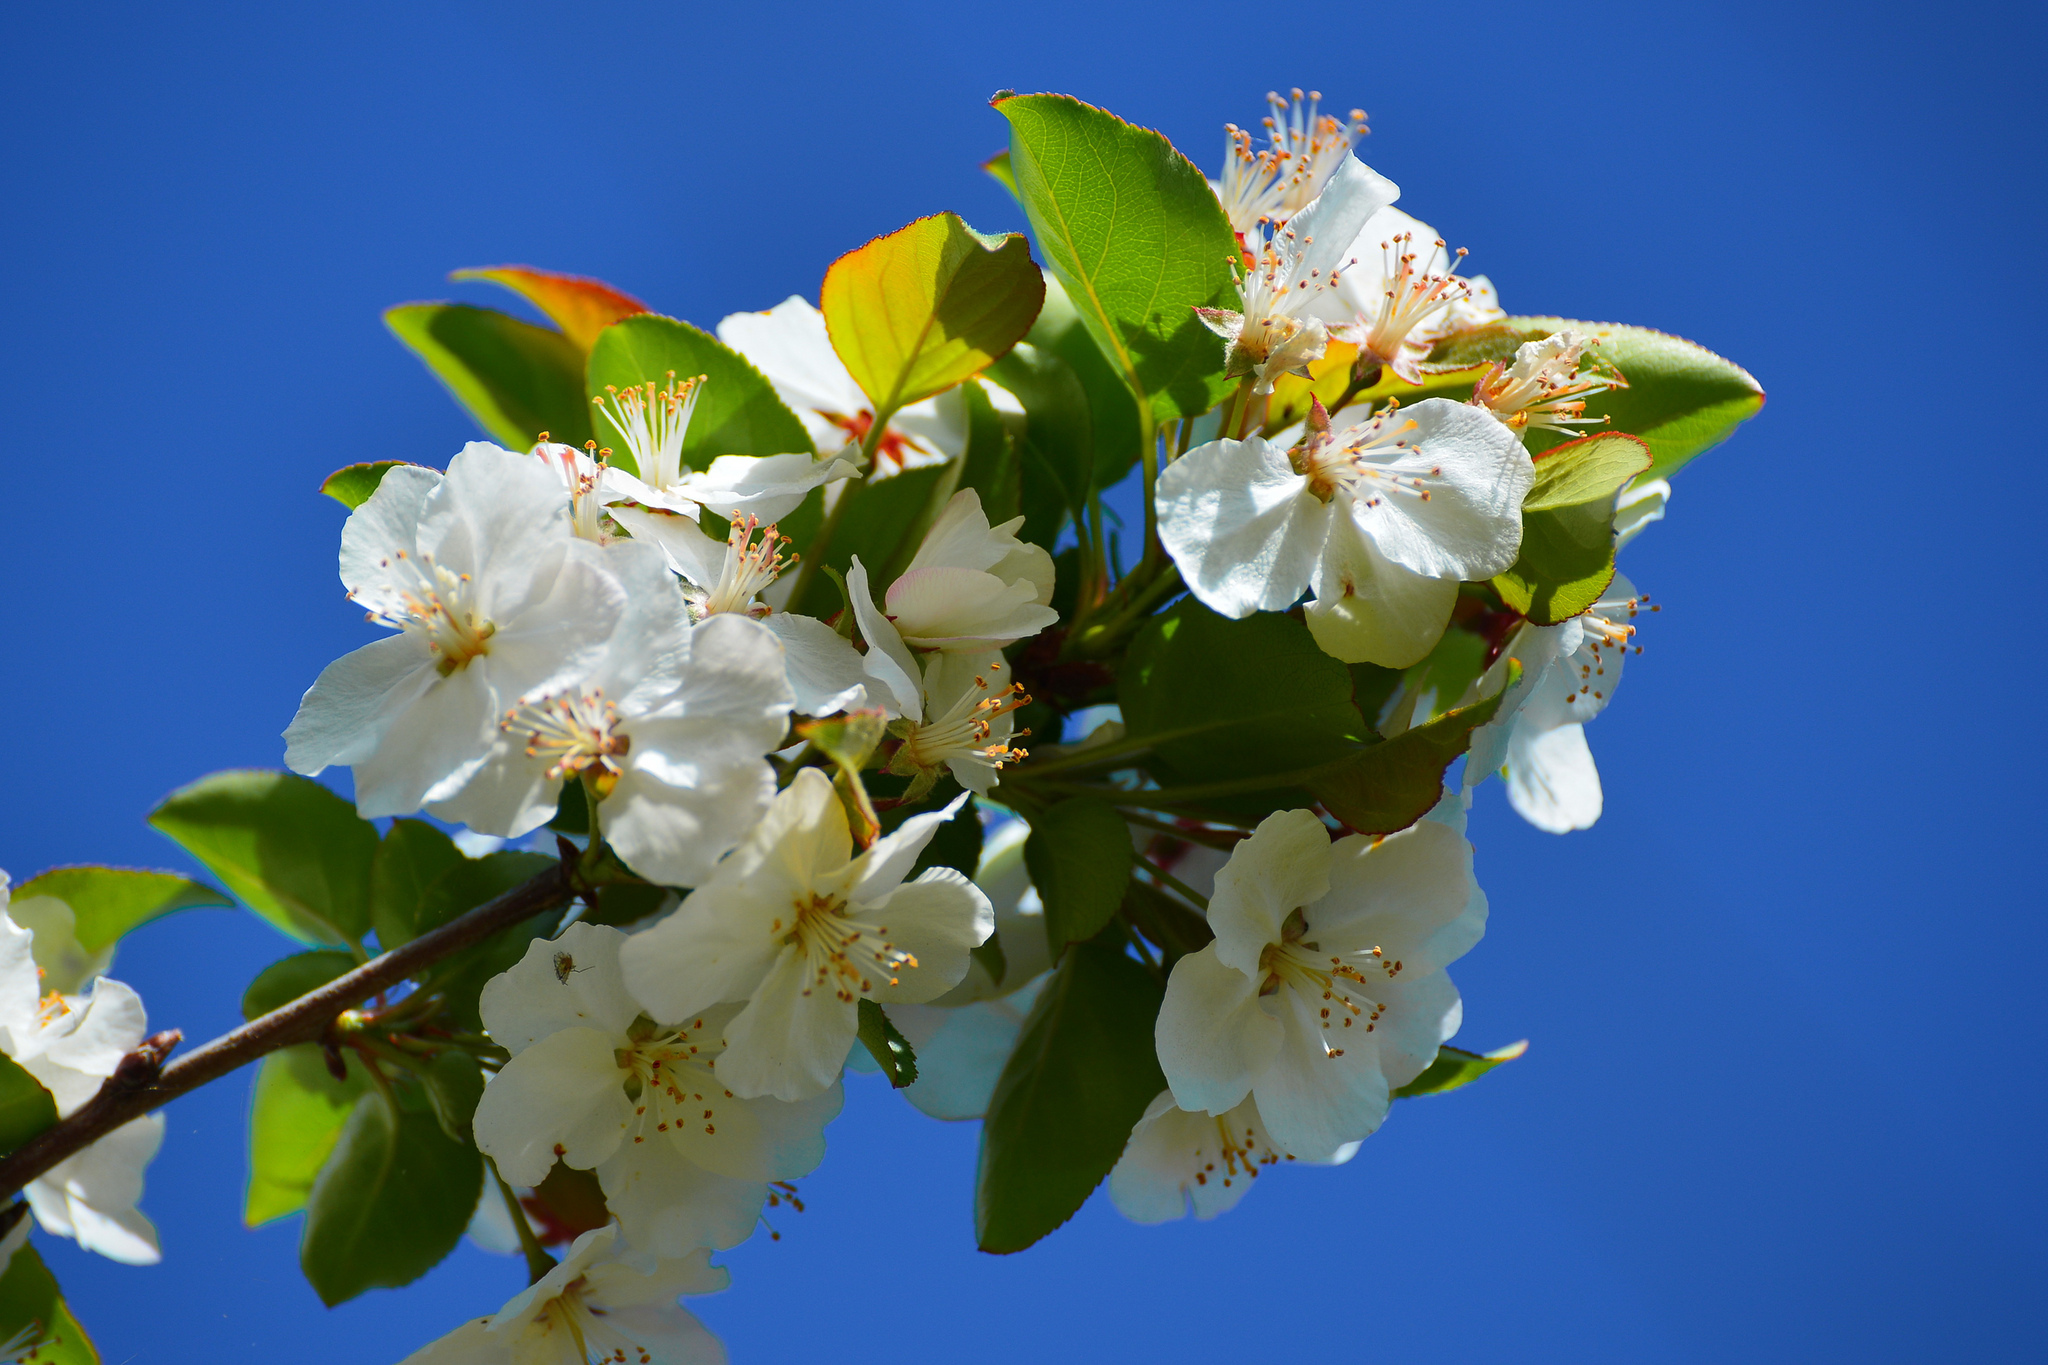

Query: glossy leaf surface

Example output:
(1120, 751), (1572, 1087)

(300, 1092), (481, 1305)
(450, 265), (647, 351)
(385, 302), (592, 449)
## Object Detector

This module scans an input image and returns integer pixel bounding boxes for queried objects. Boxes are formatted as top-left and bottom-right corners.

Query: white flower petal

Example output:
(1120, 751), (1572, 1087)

(1506, 719), (1603, 832)
(1250, 988), (1389, 1160)
(1305, 508), (1458, 667)
(1155, 945), (1278, 1117)
(714, 947), (854, 1102)
(472, 1027), (632, 1186)
(480, 923), (639, 1053)
(596, 1144), (767, 1257)
(847, 557), (922, 718)
(1206, 810), (1333, 976)
(761, 612), (870, 716)
(1156, 437), (1322, 618)
(865, 871), (993, 1005)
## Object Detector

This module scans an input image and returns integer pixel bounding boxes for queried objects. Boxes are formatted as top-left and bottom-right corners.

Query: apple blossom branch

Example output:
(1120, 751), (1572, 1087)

(0, 860), (578, 1202)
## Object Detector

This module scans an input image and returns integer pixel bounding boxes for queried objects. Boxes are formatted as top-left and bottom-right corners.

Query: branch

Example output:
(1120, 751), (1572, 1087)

(0, 860), (575, 1201)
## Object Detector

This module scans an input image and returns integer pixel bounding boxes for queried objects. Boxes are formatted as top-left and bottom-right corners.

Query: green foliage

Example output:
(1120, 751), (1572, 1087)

(245, 1044), (366, 1226)
(1392, 1040), (1529, 1098)
(789, 463), (953, 616)
(1023, 798), (1132, 956)
(1304, 663), (1517, 835)
(910, 801), (985, 880)
(1029, 275), (1145, 492)
(1493, 434), (1653, 625)
(819, 213), (1042, 416)
(1429, 318), (1764, 482)
(976, 941), (1167, 1253)
(369, 819), (464, 951)
(300, 1090), (482, 1306)
(385, 302), (593, 449)
(0, 1054), (57, 1157)
(585, 314), (812, 476)
(448, 265), (646, 353)
(149, 770), (376, 947)
(1120, 601), (1370, 782)
(856, 999), (919, 1088)
(413, 851), (554, 939)
(958, 378), (1020, 525)
(318, 461), (406, 509)
(0, 1239), (98, 1365)
(995, 93), (1236, 422)
(1118, 878), (1214, 968)
(10, 866), (226, 957)
(984, 341), (1093, 546)
(240, 950), (357, 1021)
(419, 1050), (484, 1144)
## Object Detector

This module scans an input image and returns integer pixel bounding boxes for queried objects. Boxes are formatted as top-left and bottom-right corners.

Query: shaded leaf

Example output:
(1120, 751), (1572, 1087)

(0, 1241), (98, 1365)
(245, 1044), (366, 1226)
(585, 314), (812, 477)
(385, 302), (592, 449)
(414, 852), (555, 938)
(300, 1092), (482, 1305)
(419, 1050), (484, 1144)
(976, 941), (1166, 1253)
(1027, 274), (1144, 495)
(1392, 1040), (1528, 1098)
(856, 999), (919, 1088)
(985, 341), (1091, 546)
(957, 376), (1021, 526)
(995, 93), (1236, 421)
(0, 1055), (56, 1157)
(788, 463), (952, 617)
(241, 950), (357, 1022)
(450, 265), (648, 352)
(149, 770), (376, 947)
(821, 213), (1043, 416)
(1022, 798), (1131, 956)
(910, 800), (985, 880)
(1303, 663), (1518, 835)
(369, 819), (464, 951)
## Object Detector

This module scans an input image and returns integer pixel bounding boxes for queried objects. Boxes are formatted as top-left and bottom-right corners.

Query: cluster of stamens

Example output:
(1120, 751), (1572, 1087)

(364, 548), (495, 676)
(1256, 909), (1398, 1057)
(819, 406), (922, 472)
(1470, 332), (1629, 435)
(535, 435), (616, 542)
(1359, 233), (1473, 369)
(1291, 399), (1436, 508)
(593, 371), (704, 491)
(619, 1015), (729, 1145)
(532, 1275), (654, 1364)
(1191, 1115), (1290, 1191)
(503, 688), (630, 795)
(773, 892), (918, 1004)
(892, 663), (1033, 780)
(1218, 88), (1368, 236)
(698, 515), (795, 618)
(1562, 594), (1655, 706)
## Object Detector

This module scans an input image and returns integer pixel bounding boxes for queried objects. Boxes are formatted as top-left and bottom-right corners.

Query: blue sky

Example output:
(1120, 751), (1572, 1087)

(1, 0), (2043, 1360)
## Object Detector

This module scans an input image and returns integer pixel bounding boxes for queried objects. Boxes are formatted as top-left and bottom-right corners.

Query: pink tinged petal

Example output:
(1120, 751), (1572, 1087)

(337, 464), (442, 613)
(596, 1143), (767, 1257)
(851, 791), (972, 902)
(847, 557), (922, 717)
(1372, 969), (1465, 1091)
(1350, 399), (1532, 581)
(1251, 987), (1389, 1160)
(283, 634), (436, 775)
(479, 922), (638, 1052)
(1506, 720), (1603, 833)
(1156, 438), (1322, 619)
(713, 948), (854, 1102)
(762, 612), (871, 716)
(1206, 810), (1333, 976)
(472, 1027), (632, 1185)
(1305, 509), (1457, 667)
(864, 871), (993, 1004)
(1154, 945), (1279, 1116)
(1313, 820), (1481, 974)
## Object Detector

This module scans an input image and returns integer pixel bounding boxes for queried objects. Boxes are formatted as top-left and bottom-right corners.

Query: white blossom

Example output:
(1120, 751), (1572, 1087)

(1469, 328), (1629, 439)
(1215, 89), (1371, 237)
(398, 1223), (727, 1365)
(1330, 206), (1504, 385)
(1153, 808), (1484, 1160)
(0, 879), (163, 1266)
(284, 444), (628, 818)
(716, 296), (968, 477)
(473, 922), (838, 1260)
(620, 770), (993, 1103)
(429, 544), (793, 888)
(1109, 1091), (1351, 1224)
(868, 490), (1057, 651)
(1156, 397), (1532, 667)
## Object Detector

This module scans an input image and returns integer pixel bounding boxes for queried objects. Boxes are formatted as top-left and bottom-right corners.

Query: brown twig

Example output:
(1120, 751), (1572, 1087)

(0, 861), (575, 1201)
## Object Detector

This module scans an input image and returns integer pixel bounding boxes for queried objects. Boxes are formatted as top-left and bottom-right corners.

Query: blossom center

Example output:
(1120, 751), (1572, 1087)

(1359, 233), (1471, 367)
(698, 515), (795, 619)
(503, 689), (631, 795)
(536, 440), (614, 543)
(1255, 909), (1399, 1054)
(777, 892), (918, 1003)
(1291, 411), (1436, 507)
(821, 407), (921, 472)
(1193, 1114), (1287, 1193)
(366, 548), (496, 675)
(530, 1276), (651, 1365)
(594, 372), (704, 492)
(1561, 592), (1652, 707)
(889, 664), (1033, 781)
(1471, 332), (1628, 435)
(618, 1016), (732, 1145)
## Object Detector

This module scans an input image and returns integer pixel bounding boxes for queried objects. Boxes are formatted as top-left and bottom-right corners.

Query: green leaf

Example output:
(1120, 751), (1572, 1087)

(432, 909), (561, 1035)
(820, 213), (1043, 417)
(419, 1050), (484, 1144)
(1392, 1040), (1528, 1098)
(300, 1091), (483, 1306)
(414, 851), (555, 938)
(984, 341), (1092, 546)
(449, 265), (647, 353)
(1028, 274), (1145, 494)
(370, 819), (464, 950)
(1428, 318), (1764, 482)
(1118, 877), (1214, 968)
(0, 1054), (57, 1157)
(585, 314), (812, 477)
(579, 882), (670, 929)
(976, 941), (1166, 1253)
(0, 1241), (98, 1365)
(385, 302), (593, 449)
(1023, 798), (1131, 956)
(1491, 434), (1650, 626)
(241, 950), (357, 1022)
(11, 866), (227, 956)
(1303, 663), (1518, 835)
(1120, 600), (1370, 783)
(856, 999), (919, 1089)
(1522, 432), (1654, 512)
(957, 377), (1021, 526)
(981, 148), (1017, 195)
(995, 93), (1237, 422)
(245, 1044), (367, 1226)
(970, 934), (1008, 989)
(149, 770), (376, 947)
(319, 461), (408, 509)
